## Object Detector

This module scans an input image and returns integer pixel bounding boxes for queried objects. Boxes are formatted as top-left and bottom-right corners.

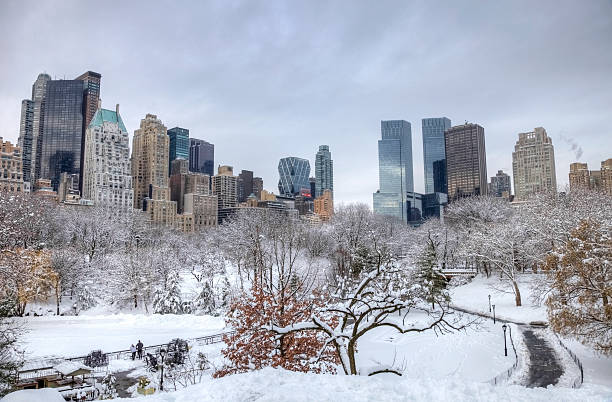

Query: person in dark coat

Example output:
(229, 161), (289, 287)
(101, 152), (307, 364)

(136, 340), (144, 359)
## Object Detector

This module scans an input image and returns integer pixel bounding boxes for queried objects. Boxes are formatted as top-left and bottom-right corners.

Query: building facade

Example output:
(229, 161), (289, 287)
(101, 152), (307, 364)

(278, 157), (311, 197)
(315, 145), (333, 199)
(252, 176), (263, 200)
(131, 114), (169, 209)
(444, 123), (488, 201)
(570, 159), (612, 195)
(601, 159), (612, 196)
(237, 169), (254, 203)
(18, 99), (34, 184)
(512, 127), (556, 201)
(432, 159), (447, 194)
(75, 71), (102, 129)
(0, 138), (24, 193)
(422, 117), (451, 194)
(373, 120), (413, 222)
(167, 127), (190, 175)
(314, 189), (333, 221)
(82, 106), (133, 210)
(169, 158), (210, 213)
(489, 170), (512, 198)
(39, 80), (85, 191)
(569, 162), (590, 191)
(189, 138), (214, 177)
(213, 165), (238, 222)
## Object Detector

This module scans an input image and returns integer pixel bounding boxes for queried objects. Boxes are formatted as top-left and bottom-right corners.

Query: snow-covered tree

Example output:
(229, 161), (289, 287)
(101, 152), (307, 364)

(0, 317), (23, 396)
(545, 219), (612, 355)
(152, 270), (183, 314)
(414, 232), (448, 309)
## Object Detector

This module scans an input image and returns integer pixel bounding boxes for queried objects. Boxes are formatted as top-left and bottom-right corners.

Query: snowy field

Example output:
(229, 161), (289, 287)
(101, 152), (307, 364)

(16, 314), (226, 358)
(126, 367), (612, 402)
(450, 275), (612, 388)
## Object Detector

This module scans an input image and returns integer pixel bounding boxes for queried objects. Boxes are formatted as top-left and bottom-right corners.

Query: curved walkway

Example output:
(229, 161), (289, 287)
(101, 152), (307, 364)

(450, 305), (564, 388)
(521, 328), (563, 388)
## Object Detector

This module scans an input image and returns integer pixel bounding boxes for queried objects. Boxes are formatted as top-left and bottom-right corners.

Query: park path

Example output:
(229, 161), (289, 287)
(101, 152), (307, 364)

(114, 368), (139, 398)
(520, 328), (563, 388)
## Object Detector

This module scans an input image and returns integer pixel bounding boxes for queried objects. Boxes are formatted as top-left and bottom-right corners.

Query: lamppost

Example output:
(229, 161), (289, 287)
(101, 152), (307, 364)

(488, 295), (491, 312)
(492, 304), (496, 324)
(502, 324), (508, 356)
(159, 348), (167, 391)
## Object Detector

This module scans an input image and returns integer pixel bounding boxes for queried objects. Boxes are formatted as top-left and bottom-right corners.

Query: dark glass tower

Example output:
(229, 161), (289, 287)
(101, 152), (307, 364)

(444, 123), (488, 201)
(168, 127), (190, 174)
(433, 159), (447, 194)
(315, 145), (333, 199)
(189, 138), (214, 176)
(39, 80), (84, 191)
(237, 170), (254, 202)
(76, 71), (101, 128)
(422, 117), (451, 193)
(278, 157), (311, 197)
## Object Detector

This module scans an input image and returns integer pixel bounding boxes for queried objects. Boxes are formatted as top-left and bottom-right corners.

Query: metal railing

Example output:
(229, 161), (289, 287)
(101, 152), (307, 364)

(552, 333), (583, 388)
(16, 331), (234, 383)
(488, 325), (519, 386)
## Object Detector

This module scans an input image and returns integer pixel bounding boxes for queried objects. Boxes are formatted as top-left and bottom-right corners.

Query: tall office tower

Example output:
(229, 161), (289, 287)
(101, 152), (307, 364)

(75, 71), (101, 128)
(314, 189), (334, 222)
(0, 138), (24, 193)
(189, 138), (214, 176)
(569, 162), (590, 191)
(167, 127), (190, 175)
(488, 170), (512, 198)
(278, 157), (311, 197)
(18, 73), (51, 185)
(131, 114), (170, 209)
(169, 158), (210, 213)
(309, 177), (316, 199)
(373, 120), (413, 222)
(601, 159), (612, 195)
(444, 123), (488, 201)
(315, 145), (333, 199)
(433, 159), (447, 194)
(237, 170), (254, 203)
(39, 80), (85, 191)
(213, 165), (238, 220)
(18, 100), (33, 183)
(253, 177), (263, 199)
(422, 117), (451, 194)
(82, 105), (133, 210)
(512, 127), (557, 201)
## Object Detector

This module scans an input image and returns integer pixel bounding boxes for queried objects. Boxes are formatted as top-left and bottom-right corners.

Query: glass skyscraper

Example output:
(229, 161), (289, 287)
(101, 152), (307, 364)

(39, 80), (84, 191)
(315, 145), (333, 199)
(422, 117), (451, 194)
(278, 157), (311, 197)
(168, 127), (190, 174)
(373, 120), (413, 223)
(189, 138), (214, 177)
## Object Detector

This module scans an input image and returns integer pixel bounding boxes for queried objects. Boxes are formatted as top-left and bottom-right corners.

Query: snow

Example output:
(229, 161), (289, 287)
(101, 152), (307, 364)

(16, 313), (226, 358)
(356, 311), (515, 382)
(450, 275), (547, 323)
(1, 388), (65, 402)
(124, 367), (612, 402)
(53, 361), (92, 375)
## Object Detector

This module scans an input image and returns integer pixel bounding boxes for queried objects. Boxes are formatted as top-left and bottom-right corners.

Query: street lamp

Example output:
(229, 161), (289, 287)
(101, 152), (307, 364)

(502, 324), (508, 356)
(488, 295), (491, 312)
(159, 348), (167, 391)
(492, 304), (496, 324)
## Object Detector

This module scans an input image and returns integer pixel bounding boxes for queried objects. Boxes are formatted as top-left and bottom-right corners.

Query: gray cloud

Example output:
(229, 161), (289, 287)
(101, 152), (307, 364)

(1, 0), (611, 204)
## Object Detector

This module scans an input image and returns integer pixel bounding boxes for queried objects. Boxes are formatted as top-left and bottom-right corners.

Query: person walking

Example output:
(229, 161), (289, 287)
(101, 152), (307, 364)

(136, 340), (144, 359)
(130, 344), (136, 360)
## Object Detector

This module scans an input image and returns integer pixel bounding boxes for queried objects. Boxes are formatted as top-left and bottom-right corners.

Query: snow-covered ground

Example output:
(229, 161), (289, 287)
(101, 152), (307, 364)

(357, 311), (514, 382)
(17, 314), (226, 358)
(450, 275), (612, 389)
(123, 367), (612, 402)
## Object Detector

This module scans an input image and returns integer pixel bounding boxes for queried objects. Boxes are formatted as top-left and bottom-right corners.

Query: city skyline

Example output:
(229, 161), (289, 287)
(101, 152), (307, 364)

(1, 1), (611, 205)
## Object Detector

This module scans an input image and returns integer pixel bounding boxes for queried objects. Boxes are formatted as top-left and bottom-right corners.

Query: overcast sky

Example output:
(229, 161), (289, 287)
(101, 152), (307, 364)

(1, 0), (611, 205)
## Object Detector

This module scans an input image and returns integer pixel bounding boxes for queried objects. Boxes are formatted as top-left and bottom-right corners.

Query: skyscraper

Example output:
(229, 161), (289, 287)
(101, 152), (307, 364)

(568, 162), (590, 191)
(168, 127), (190, 174)
(422, 117), (451, 194)
(253, 177), (264, 200)
(432, 159), (447, 194)
(189, 138), (214, 176)
(278, 157), (311, 197)
(82, 105), (133, 210)
(131, 114), (170, 209)
(373, 120), (413, 222)
(75, 71), (101, 128)
(314, 189), (334, 221)
(512, 127), (557, 201)
(237, 169), (254, 202)
(18, 99), (33, 183)
(39, 80), (84, 191)
(315, 145), (333, 199)
(444, 123), (488, 201)
(213, 165), (238, 223)
(488, 170), (511, 198)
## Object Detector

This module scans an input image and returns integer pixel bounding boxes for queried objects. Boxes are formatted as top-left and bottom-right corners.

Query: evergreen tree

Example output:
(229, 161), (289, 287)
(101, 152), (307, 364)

(416, 233), (448, 309)
(152, 271), (183, 314)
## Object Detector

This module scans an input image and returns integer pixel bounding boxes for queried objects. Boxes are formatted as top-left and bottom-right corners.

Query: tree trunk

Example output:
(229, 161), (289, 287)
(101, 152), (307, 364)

(347, 341), (357, 375)
(513, 280), (522, 306)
